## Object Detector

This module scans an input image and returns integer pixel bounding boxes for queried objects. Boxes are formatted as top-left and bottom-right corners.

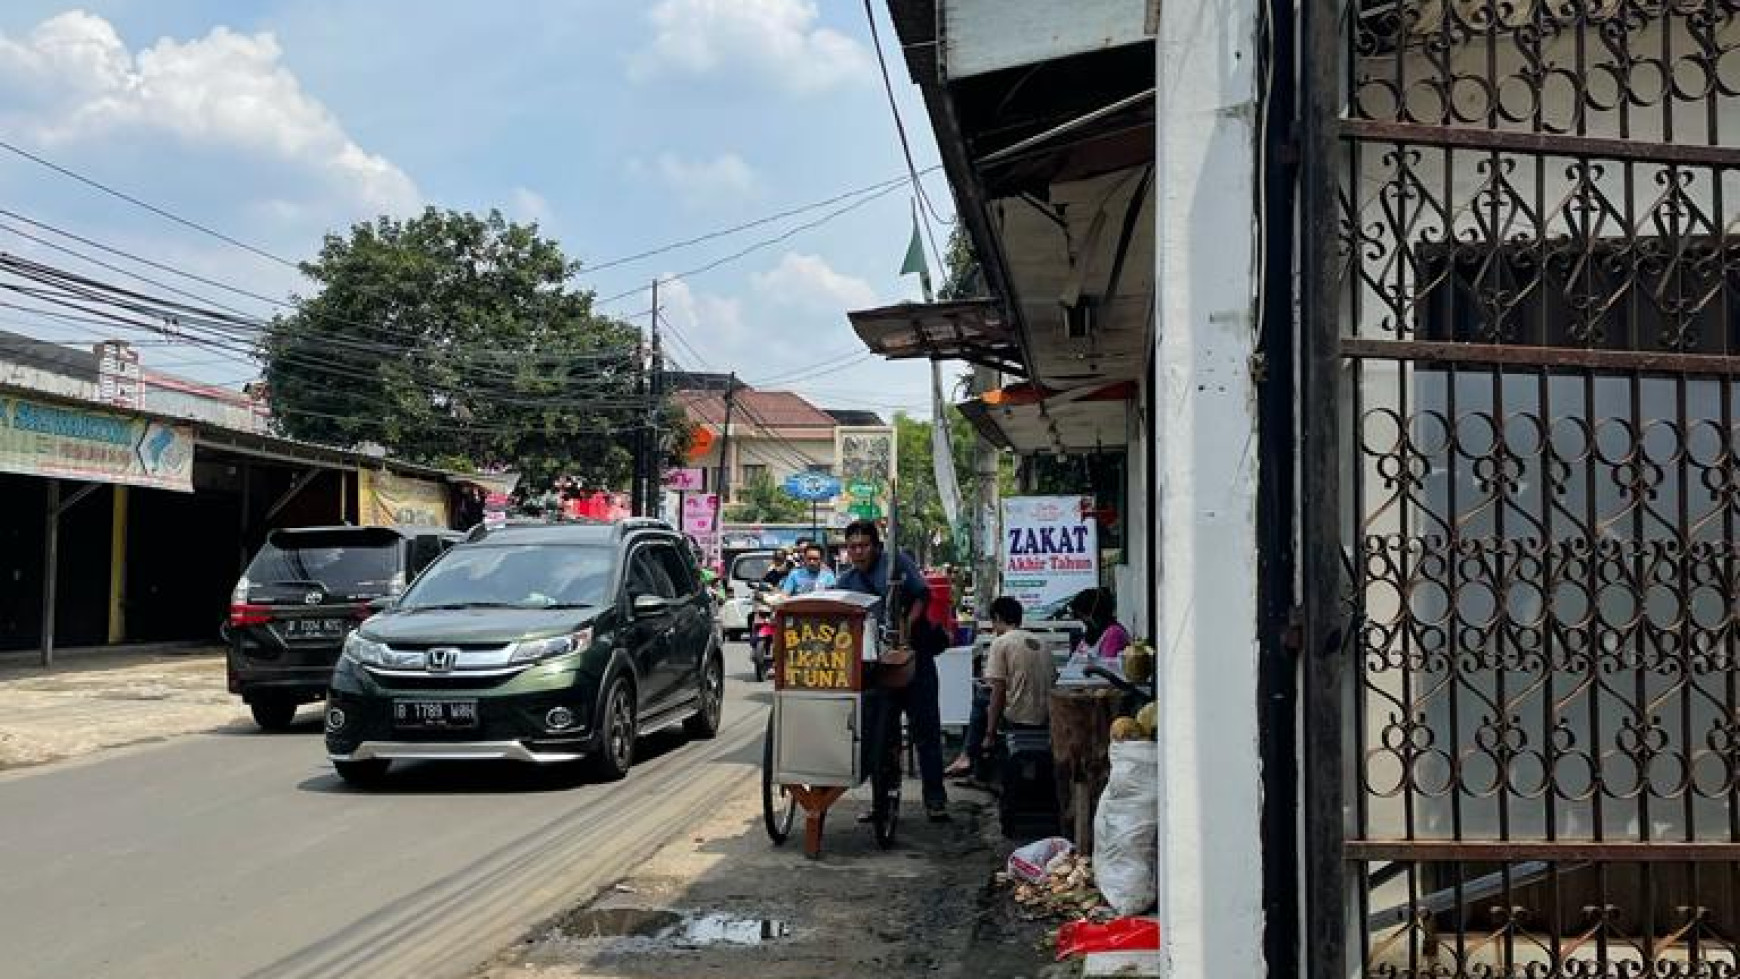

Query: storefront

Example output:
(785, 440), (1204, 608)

(0, 385), (463, 661)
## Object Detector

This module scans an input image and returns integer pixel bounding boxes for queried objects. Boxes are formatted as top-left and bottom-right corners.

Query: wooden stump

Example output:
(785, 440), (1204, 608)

(1049, 687), (1123, 855)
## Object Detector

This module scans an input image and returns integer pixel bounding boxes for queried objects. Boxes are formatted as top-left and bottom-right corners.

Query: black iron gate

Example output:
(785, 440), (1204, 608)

(1302, 3), (1740, 977)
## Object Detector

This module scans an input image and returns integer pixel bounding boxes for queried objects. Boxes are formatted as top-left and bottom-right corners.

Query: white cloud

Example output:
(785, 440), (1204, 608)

(0, 12), (419, 214)
(636, 151), (758, 208)
(507, 186), (552, 226)
(659, 278), (750, 360)
(753, 252), (878, 312)
(629, 0), (872, 94)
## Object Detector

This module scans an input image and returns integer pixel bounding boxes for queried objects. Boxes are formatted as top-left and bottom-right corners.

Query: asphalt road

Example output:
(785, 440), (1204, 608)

(0, 644), (769, 979)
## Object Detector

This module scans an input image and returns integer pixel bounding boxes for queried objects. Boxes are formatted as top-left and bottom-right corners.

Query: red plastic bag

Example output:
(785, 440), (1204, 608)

(1055, 916), (1160, 960)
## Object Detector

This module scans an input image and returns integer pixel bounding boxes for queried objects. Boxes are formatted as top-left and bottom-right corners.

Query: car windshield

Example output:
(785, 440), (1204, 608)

(245, 535), (401, 596)
(732, 554), (773, 581)
(398, 543), (613, 610)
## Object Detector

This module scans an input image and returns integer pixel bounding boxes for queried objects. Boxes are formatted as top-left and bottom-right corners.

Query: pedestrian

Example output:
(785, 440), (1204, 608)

(1069, 586), (1131, 663)
(781, 544), (837, 595)
(835, 518), (951, 822)
(947, 596), (1054, 784)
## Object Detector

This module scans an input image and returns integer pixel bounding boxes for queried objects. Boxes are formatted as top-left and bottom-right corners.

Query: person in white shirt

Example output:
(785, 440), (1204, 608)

(948, 596), (1055, 783)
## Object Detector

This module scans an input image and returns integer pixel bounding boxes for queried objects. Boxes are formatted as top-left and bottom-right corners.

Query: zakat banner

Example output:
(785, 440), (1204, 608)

(359, 470), (451, 527)
(1001, 495), (1098, 613)
(0, 395), (194, 492)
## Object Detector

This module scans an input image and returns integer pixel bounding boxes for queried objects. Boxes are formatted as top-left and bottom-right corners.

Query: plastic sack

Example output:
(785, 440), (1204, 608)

(1055, 916), (1160, 960)
(1093, 740), (1159, 915)
(1007, 836), (1073, 883)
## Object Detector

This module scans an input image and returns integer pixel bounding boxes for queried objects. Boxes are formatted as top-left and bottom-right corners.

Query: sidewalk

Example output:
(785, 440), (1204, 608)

(0, 644), (256, 773)
(471, 780), (1066, 979)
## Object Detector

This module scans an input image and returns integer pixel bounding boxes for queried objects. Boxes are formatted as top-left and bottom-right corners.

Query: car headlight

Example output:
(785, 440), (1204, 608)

(342, 633), (389, 666)
(509, 628), (593, 664)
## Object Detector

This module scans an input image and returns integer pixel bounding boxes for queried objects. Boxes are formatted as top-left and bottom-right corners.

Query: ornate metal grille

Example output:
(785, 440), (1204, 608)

(1328, 2), (1740, 977)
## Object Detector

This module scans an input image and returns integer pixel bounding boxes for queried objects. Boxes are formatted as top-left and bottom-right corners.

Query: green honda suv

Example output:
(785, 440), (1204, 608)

(324, 519), (724, 785)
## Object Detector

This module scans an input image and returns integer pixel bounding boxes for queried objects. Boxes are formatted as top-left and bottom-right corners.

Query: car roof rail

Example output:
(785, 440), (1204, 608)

(615, 517), (675, 536)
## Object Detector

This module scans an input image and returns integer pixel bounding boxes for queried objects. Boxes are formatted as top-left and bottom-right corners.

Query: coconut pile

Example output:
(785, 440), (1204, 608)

(994, 852), (1115, 921)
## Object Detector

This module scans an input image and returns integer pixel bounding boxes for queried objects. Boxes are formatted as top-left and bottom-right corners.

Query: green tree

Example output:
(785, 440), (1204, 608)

(895, 397), (1017, 566)
(264, 208), (682, 495)
(724, 471), (808, 523)
(937, 225), (982, 301)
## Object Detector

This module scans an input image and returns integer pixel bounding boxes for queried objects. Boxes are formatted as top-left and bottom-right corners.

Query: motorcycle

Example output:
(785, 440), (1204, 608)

(749, 582), (783, 682)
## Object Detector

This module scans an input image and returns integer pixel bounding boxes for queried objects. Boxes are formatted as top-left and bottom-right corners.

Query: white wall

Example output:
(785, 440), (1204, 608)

(1153, 0), (1265, 976)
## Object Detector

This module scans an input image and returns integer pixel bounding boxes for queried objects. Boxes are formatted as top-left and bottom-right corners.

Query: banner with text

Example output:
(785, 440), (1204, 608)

(0, 394), (194, 492)
(359, 470), (452, 528)
(1000, 495), (1098, 613)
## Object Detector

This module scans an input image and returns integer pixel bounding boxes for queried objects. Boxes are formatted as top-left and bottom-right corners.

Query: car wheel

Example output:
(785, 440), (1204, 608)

(684, 653), (724, 739)
(333, 759), (389, 786)
(589, 677), (637, 781)
(250, 699), (299, 731)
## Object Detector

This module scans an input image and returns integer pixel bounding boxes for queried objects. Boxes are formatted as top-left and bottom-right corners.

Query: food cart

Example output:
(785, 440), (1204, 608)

(761, 588), (905, 858)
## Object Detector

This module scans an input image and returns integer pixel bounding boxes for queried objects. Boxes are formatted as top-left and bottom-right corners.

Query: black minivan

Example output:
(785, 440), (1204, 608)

(228, 525), (461, 729)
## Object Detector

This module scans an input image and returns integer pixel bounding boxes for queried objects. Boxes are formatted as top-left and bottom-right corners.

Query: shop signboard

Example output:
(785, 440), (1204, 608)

(681, 493), (719, 537)
(1000, 495), (1098, 613)
(663, 467), (705, 492)
(0, 394), (194, 492)
(359, 470), (451, 527)
(781, 472), (841, 502)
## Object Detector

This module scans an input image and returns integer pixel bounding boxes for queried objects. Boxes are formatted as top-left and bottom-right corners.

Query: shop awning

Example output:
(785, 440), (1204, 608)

(956, 380), (1135, 454)
(847, 299), (1026, 374)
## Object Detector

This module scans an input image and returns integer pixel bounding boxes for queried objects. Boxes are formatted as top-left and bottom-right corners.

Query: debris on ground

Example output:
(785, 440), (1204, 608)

(994, 850), (1114, 922)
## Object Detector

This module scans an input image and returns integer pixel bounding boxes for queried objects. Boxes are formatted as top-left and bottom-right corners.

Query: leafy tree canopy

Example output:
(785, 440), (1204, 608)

(265, 208), (684, 495)
(893, 402), (1014, 566)
(724, 470), (809, 523)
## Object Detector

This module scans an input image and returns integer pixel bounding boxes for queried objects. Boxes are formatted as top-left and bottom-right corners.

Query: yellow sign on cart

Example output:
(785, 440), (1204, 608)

(780, 616), (858, 691)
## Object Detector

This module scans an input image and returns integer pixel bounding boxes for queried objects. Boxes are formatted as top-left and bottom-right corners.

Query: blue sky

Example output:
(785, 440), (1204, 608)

(0, 1), (954, 418)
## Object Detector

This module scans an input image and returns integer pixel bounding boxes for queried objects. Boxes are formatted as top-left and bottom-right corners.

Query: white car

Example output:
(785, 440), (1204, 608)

(718, 594), (753, 639)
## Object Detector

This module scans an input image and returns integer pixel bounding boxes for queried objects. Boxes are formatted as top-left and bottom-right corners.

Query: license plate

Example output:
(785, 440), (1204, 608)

(283, 618), (349, 638)
(393, 700), (478, 729)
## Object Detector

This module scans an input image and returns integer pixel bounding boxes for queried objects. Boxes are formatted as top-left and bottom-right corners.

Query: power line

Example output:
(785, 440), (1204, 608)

(0, 136), (302, 270)
(593, 179), (908, 308)
(863, 0), (954, 232)
(581, 168), (939, 276)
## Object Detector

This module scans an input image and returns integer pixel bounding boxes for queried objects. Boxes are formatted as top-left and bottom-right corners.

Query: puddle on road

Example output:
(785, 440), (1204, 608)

(555, 907), (790, 949)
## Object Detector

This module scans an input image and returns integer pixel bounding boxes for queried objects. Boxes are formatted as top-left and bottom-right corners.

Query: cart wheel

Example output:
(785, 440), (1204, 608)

(762, 715), (797, 844)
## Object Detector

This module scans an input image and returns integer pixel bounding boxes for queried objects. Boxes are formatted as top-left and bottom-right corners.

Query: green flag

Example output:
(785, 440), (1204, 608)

(899, 202), (933, 302)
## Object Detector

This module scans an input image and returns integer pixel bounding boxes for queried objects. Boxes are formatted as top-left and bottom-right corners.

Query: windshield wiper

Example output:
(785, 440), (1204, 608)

(402, 601), (525, 611)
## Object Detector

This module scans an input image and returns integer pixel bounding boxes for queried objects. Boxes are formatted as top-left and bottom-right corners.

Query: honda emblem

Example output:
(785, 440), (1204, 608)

(426, 647), (458, 672)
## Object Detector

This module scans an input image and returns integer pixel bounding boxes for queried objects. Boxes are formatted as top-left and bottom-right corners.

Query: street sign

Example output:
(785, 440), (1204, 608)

(782, 472), (842, 502)
(847, 480), (879, 499)
(848, 501), (882, 520)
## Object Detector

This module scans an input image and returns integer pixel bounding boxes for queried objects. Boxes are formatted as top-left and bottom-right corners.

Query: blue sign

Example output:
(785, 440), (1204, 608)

(782, 472), (842, 502)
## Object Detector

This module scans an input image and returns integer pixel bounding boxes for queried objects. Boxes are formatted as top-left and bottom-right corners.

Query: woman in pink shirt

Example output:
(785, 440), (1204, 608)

(1069, 587), (1130, 662)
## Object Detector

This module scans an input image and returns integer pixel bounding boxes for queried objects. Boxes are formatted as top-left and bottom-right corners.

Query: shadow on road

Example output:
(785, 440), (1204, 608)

(294, 726), (704, 796)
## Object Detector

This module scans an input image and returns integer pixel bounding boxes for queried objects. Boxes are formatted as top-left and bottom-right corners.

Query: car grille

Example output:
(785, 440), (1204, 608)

(363, 669), (522, 691)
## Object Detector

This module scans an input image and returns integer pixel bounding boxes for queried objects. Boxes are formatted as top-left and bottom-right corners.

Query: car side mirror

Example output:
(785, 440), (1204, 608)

(632, 594), (670, 617)
(367, 596), (397, 613)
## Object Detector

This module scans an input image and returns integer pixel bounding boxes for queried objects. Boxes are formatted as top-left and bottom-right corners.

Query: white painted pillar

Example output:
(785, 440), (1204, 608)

(1153, 0), (1266, 976)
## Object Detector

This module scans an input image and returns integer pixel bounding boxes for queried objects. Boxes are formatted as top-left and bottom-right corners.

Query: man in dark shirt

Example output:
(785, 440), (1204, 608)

(835, 519), (949, 822)
(761, 548), (792, 591)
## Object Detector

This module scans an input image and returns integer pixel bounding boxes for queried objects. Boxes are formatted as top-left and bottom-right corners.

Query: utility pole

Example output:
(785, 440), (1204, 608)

(648, 280), (664, 521)
(712, 373), (738, 536)
(971, 364), (1001, 618)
